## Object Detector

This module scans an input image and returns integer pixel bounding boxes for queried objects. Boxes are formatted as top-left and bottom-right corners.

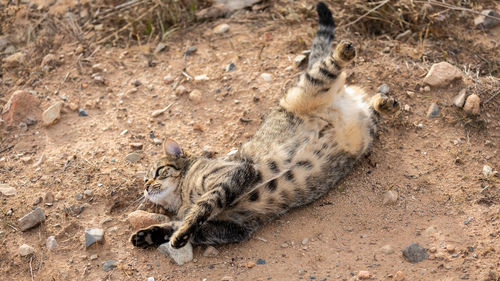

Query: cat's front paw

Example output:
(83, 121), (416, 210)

(371, 94), (400, 115)
(170, 229), (192, 249)
(335, 40), (356, 62)
(130, 223), (176, 248)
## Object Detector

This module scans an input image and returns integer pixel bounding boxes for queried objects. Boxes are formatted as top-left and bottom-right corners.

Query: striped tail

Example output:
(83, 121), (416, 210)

(308, 2), (336, 70)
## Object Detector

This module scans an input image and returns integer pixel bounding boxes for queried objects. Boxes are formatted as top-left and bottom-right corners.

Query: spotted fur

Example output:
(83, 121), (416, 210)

(131, 2), (399, 249)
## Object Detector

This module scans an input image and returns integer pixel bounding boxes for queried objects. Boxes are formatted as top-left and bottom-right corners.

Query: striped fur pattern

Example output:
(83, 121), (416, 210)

(131, 2), (399, 249)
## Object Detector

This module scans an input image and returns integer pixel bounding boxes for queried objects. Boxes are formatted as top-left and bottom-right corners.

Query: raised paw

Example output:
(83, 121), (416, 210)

(130, 223), (176, 248)
(372, 94), (400, 115)
(334, 40), (356, 63)
(170, 227), (193, 249)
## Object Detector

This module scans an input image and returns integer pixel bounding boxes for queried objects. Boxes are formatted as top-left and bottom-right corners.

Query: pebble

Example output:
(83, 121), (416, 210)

(424, 226), (437, 236)
(18, 207), (46, 231)
(19, 244), (35, 256)
(301, 238), (309, 245)
(403, 104), (411, 112)
(0, 184), (16, 196)
(42, 101), (64, 126)
(90, 254), (98, 260)
(127, 210), (169, 230)
(246, 261), (256, 268)
(75, 193), (83, 201)
(482, 165), (493, 178)
(164, 74), (174, 84)
(78, 108), (88, 117)
(175, 85), (188, 95)
(44, 192), (54, 206)
(93, 75), (105, 84)
(184, 46), (197, 56)
(153, 138), (163, 145)
(382, 190), (398, 205)
(202, 246), (219, 257)
(424, 85), (431, 92)
(474, 9), (500, 29)
(46, 236), (57, 251)
(41, 53), (58, 69)
(446, 244), (456, 253)
(453, 89), (467, 108)
(423, 62), (462, 87)
(358, 271), (371, 279)
(20, 156), (32, 163)
(213, 23), (229, 34)
(256, 258), (266, 265)
(158, 242), (193, 266)
(202, 145), (216, 158)
(92, 63), (104, 73)
(402, 243), (429, 263)
(194, 74), (208, 81)
(85, 228), (104, 248)
(225, 63), (236, 72)
(260, 73), (272, 82)
(126, 88), (138, 95)
(377, 84), (390, 95)
(103, 260), (118, 272)
(189, 89), (203, 104)
(147, 278), (155, 281)
(380, 244), (394, 254)
(294, 55), (307, 67)
(125, 152), (142, 163)
(394, 271), (405, 281)
(155, 42), (167, 53)
(130, 143), (144, 150)
(463, 94), (480, 115)
(84, 190), (93, 198)
(426, 103), (439, 118)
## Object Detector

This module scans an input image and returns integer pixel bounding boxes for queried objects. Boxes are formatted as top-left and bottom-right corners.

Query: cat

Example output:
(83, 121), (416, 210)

(131, 1), (399, 249)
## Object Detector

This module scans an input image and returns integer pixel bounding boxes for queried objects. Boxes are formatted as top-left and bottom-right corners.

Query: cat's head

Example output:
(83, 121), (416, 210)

(143, 139), (190, 212)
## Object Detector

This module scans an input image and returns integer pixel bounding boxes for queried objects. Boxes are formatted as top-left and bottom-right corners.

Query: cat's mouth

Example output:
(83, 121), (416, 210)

(143, 178), (181, 211)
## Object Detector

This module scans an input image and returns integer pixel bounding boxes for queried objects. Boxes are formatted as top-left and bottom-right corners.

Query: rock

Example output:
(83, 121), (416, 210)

(158, 242), (193, 266)
(184, 46), (197, 56)
(41, 54), (58, 69)
(20, 156), (32, 163)
(175, 85), (188, 95)
(403, 104), (411, 112)
(189, 90), (203, 104)
(130, 143), (144, 150)
(90, 254), (98, 260)
(83, 190), (93, 198)
(246, 261), (256, 268)
(75, 193), (83, 201)
(153, 138), (162, 145)
(194, 74), (208, 81)
(213, 23), (229, 34)
(78, 109), (89, 117)
(453, 89), (467, 108)
(221, 276), (234, 281)
(394, 271), (405, 281)
(125, 153), (142, 163)
(103, 260), (118, 272)
(256, 258), (266, 265)
(423, 62), (462, 87)
(402, 243), (429, 263)
(18, 207), (45, 231)
(155, 42), (167, 53)
(92, 63), (104, 73)
(463, 94), (480, 115)
(482, 165), (493, 178)
(260, 73), (272, 82)
(44, 192), (54, 206)
(225, 63), (236, 72)
(424, 85), (431, 92)
(382, 190), (398, 205)
(424, 226), (437, 236)
(42, 101), (64, 126)
(164, 74), (174, 84)
(127, 210), (169, 230)
(378, 84), (390, 95)
(85, 228), (104, 248)
(46, 236), (57, 251)
(426, 103), (439, 118)
(380, 244), (394, 254)
(474, 9), (500, 29)
(126, 88), (138, 95)
(358, 271), (371, 279)
(147, 278), (155, 281)
(3, 52), (26, 68)
(19, 244), (35, 256)
(202, 246), (219, 257)
(0, 184), (16, 196)
(2, 90), (40, 126)
(301, 238), (309, 245)
(446, 244), (456, 253)
(294, 55), (307, 67)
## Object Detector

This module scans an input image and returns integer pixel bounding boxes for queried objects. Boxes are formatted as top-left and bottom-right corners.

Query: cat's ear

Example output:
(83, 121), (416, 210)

(163, 139), (183, 158)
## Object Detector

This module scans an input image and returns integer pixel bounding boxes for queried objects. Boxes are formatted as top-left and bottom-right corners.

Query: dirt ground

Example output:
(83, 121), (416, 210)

(1, 0), (499, 280)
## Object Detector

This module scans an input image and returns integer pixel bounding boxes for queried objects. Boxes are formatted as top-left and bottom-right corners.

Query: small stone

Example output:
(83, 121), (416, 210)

(75, 193), (83, 201)
(90, 254), (98, 260)
(202, 246), (219, 257)
(426, 103), (439, 118)
(92, 63), (104, 73)
(158, 242), (193, 265)
(20, 156), (32, 163)
(85, 228), (104, 248)
(42, 101), (64, 126)
(19, 244), (35, 256)
(2, 90), (40, 126)
(41, 54), (58, 69)
(153, 138), (162, 145)
(194, 74), (208, 81)
(125, 152), (142, 163)
(394, 271), (405, 281)
(406, 91), (415, 98)
(127, 210), (169, 230)
(246, 261), (256, 268)
(281, 242), (289, 248)
(152, 105), (171, 117)
(213, 23), (229, 34)
(256, 258), (266, 265)
(382, 190), (398, 205)
(380, 244), (394, 254)
(103, 260), (118, 272)
(403, 104), (411, 112)
(202, 145), (215, 158)
(0, 184), (16, 196)
(221, 276), (234, 281)
(130, 143), (144, 150)
(301, 238), (309, 245)
(260, 73), (272, 82)
(424, 85), (431, 92)
(482, 165), (493, 178)
(294, 55), (307, 67)
(225, 63), (236, 72)
(358, 271), (371, 279)
(463, 94), (480, 115)
(175, 85), (188, 95)
(402, 243), (429, 263)
(93, 76), (105, 84)
(189, 89), (203, 104)
(474, 9), (500, 29)
(453, 89), (467, 108)
(83, 190), (93, 198)
(147, 278), (155, 281)
(68, 103), (79, 111)
(46, 236), (57, 251)
(126, 88), (138, 95)
(424, 226), (437, 236)
(378, 84), (390, 95)
(184, 46), (197, 56)
(423, 62), (462, 87)
(164, 74), (174, 84)
(76, 108), (88, 117)
(44, 192), (54, 206)
(446, 244), (456, 253)
(155, 42), (167, 53)
(18, 207), (45, 231)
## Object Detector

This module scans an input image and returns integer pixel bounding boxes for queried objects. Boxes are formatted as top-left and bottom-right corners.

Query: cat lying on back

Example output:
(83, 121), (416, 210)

(131, 1), (399, 249)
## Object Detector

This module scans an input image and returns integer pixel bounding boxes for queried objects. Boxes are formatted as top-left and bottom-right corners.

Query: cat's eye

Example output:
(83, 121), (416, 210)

(155, 166), (165, 178)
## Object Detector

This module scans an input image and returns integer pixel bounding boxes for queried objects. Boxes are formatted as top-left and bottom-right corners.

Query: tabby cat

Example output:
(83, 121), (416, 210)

(131, 2), (399, 249)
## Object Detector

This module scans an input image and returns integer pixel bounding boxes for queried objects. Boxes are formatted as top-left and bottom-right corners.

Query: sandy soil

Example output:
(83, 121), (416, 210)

(1, 1), (499, 280)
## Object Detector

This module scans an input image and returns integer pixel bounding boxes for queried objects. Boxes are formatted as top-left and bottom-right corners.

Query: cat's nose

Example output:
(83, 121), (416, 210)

(145, 179), (154, 192)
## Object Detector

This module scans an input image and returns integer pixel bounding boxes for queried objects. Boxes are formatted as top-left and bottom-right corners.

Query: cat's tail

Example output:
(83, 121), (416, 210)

(307, 2), (335, 70)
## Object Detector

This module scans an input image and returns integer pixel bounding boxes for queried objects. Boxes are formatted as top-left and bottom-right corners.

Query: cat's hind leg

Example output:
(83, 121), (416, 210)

(370, 93), (400, 115)
(191, 220), (255, 245)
